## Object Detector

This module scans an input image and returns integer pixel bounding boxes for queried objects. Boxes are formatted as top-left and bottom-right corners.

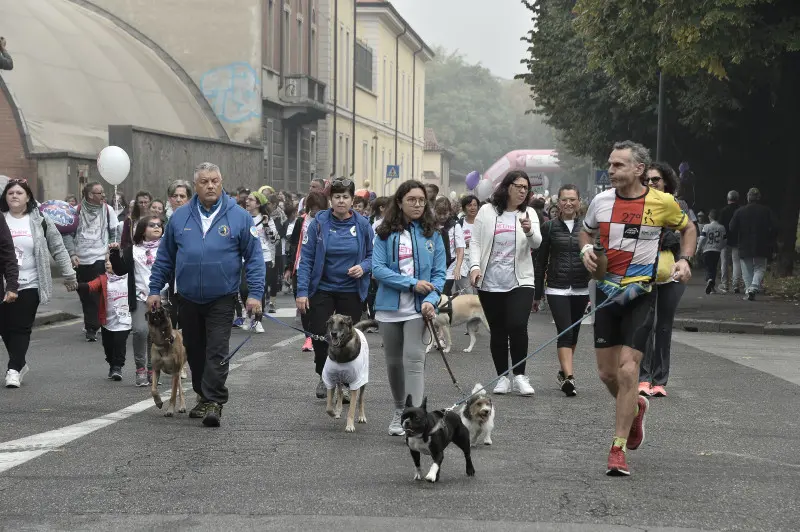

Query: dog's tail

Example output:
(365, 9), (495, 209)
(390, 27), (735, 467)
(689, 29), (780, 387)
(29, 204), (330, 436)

(354, 319), (379, 333)
(472, 382), (487, 396)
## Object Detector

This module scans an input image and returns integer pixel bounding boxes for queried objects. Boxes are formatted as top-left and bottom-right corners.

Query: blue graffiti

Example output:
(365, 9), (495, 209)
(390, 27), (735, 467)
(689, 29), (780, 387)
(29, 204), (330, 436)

(199, 62), (261, 123)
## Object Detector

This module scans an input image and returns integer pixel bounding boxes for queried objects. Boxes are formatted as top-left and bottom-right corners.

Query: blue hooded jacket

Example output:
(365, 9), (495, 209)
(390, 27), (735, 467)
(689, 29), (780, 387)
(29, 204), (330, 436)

(296, 209), (373, 302)
(372, 221), (446, 311)
(149, 194), (265, 304)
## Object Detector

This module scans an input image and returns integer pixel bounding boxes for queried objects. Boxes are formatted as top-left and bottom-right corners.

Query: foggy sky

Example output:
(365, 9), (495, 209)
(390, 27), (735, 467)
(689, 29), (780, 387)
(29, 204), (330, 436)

(388, 0), (532, 79)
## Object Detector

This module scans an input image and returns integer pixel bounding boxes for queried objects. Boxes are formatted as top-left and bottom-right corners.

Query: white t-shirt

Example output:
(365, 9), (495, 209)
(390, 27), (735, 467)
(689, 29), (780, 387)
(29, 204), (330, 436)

(564, 219), (575, 232)
(253, 215), (277, 262)
(460, 220), (474, 278)
(198, 203), (221, 235)
(321, 329), (370, 390)
(76, 204), (119, 264)
(5, 214), (38, 291)
(481, 211), (519, 293)
(132, 243), (159, 302)
(105, 273), (132, 332)
(376, 230), (421, 323)
(445, 223), (466, 280)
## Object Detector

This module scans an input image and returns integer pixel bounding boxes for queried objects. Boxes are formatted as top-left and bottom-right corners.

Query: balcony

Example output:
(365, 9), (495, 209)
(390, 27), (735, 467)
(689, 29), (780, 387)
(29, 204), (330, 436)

(280, 75), (327, 124)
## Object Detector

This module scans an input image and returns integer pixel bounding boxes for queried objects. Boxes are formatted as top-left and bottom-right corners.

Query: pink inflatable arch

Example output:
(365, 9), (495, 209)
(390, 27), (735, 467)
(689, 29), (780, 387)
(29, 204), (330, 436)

(483, 150), (560, 188)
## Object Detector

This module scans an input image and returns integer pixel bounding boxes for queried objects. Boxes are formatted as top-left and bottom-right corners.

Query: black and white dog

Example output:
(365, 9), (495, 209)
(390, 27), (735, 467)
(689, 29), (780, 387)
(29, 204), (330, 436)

(401, 394), (475, 483)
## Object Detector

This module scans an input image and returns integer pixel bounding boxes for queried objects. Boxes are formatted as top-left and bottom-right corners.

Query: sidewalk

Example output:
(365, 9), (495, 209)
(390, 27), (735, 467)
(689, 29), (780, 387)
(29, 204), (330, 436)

(674, 273), (800, 336)
(34, 282), (83, 328)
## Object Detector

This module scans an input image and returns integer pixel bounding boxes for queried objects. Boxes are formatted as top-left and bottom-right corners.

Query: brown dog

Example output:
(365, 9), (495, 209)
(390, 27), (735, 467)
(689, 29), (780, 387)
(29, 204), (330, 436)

(145, 305), (187, 417)
(323, 315), (369, 432)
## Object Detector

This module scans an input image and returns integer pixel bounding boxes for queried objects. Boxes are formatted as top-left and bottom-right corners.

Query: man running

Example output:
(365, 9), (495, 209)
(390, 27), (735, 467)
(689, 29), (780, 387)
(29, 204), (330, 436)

(580, 141), (696, 476)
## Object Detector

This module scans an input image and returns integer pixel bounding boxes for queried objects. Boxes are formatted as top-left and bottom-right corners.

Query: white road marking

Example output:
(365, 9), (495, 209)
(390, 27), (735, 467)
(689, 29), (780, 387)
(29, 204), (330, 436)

(272, 308), (297, 318)
(0, 334), (304, 474)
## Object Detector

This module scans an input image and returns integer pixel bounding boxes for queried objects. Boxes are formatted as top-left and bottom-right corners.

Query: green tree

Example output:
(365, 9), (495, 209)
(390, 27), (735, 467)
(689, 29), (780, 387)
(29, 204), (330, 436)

(424, 47), (556, 174)
(519, 0), (800, 275)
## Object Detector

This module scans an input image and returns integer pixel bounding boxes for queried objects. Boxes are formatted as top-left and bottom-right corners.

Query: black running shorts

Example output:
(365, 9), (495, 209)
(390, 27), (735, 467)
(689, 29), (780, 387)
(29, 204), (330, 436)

(593, 285), (656, 352)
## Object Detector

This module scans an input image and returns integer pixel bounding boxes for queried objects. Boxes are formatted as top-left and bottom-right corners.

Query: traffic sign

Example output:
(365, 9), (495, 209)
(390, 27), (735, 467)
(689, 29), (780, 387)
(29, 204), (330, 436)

(386, 165), (400, 180)
(595, 170), (610, 186)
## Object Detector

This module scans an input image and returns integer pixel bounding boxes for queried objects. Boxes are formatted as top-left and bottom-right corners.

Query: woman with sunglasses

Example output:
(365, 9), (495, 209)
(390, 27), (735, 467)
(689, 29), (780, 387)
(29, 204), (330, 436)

(0, 179), (77, 388)
(109, 215), (168, 387)
(296, 178), (374, 400)
(469, 171), (542, 397)
(637, 162), (688, 398)
(373, 180), (446, 435)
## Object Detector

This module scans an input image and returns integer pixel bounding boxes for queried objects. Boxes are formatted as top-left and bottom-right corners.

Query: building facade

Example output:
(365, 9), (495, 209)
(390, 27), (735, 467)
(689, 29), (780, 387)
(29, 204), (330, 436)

(318, 0), (433, 195)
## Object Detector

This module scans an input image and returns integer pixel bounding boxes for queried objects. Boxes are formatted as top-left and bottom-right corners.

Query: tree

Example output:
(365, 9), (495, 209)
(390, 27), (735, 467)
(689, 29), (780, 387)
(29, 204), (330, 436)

(519, 0), (800, 275)
(425, 47), (556, 174)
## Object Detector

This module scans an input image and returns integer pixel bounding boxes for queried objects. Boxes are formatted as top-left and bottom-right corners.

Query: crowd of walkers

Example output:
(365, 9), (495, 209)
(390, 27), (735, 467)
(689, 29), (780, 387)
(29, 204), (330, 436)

(0, 141), (779, 475)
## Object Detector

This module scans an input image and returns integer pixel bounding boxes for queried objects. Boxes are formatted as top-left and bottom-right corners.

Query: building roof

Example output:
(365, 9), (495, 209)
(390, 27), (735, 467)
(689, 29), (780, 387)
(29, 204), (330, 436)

(356, 1), (436, 60)
(0, 0), (221, 157)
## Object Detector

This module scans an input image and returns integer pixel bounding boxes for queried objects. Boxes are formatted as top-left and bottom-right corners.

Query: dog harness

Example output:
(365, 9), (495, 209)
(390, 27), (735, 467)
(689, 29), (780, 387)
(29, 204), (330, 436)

(321, 329), (369, 391)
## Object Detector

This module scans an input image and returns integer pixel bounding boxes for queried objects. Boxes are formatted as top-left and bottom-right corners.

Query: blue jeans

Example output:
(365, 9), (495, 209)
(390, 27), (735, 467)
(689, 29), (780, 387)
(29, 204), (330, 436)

(740, 256), (767, 293)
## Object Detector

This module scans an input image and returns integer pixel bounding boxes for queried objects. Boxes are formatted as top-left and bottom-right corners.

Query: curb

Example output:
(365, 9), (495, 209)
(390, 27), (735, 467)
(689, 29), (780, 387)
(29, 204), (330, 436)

(33, 311), (80, 328)
(674, 318), (800, 337)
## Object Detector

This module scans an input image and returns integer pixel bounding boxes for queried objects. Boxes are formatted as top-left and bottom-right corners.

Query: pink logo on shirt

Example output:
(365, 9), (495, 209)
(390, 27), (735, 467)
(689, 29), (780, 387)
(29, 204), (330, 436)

(398, 244), (412, 262)
(495, 223), (515, 235)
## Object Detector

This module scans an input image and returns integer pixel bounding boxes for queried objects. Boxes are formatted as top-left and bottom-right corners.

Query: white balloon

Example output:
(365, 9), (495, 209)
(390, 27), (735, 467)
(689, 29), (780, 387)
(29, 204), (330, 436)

(97, 146), (130, 185)
(449, 191), (457, 200)
(475, 179), (494, 201)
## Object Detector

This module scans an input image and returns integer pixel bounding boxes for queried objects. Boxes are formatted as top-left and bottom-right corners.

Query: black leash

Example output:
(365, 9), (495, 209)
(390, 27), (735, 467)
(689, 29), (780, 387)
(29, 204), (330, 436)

(424, 317), (466, 396)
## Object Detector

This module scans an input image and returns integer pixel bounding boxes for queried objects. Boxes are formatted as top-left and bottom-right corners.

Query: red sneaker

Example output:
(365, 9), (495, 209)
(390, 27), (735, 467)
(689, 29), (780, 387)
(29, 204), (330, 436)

(650, 385), (667, 397)
(627, 396), (649, 450)
(301, 337), (313, 352)
(606, 445), (630, 476)
(638, 381), (652, 396)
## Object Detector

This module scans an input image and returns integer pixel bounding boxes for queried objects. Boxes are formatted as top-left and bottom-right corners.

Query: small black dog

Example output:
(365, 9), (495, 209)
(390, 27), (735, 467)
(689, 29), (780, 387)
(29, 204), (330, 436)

(401, 394), (475, 483)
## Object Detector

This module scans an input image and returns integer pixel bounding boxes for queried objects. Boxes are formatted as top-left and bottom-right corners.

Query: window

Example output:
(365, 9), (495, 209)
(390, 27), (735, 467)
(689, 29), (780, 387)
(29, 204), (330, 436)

(389, 63), (393, 125)
(355, 42), (373, 91)
(345, 31), (351, 108)
(382, 58), (387, 121)
(339, 27), (345, 106)
(389, 150), (392, 166)
(309, 131), (317, 173)
(401, 73), (405, 132)
(310, 27), (316, 78)
(297, 19), (303, 73)
(381, 148), (386, 180)
(265, 0), (274, 69)
(401, 154), (405, 179)
(264, 120), (274, 184)
(284, 10), (290, 72)
(344, 136), (350, 176)
(370, 145), (375, 179)
(338, 135), (344, 177)
(362, 142), (368, 180)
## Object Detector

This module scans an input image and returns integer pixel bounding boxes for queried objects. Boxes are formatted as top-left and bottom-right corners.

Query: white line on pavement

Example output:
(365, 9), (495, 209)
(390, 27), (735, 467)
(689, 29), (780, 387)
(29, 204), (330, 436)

(0, 334), (304, 474)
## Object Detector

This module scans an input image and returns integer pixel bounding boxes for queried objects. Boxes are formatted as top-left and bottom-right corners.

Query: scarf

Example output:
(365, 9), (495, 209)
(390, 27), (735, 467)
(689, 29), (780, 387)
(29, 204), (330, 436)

(79, 198), (109, 243)
(138, 238), (161, 267)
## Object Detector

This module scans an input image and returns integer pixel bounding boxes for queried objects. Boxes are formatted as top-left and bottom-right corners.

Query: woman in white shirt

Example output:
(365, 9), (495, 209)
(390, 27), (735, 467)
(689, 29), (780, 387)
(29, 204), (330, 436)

(243, 192), (279, 330)
(457, 195), (480, 295)
(1, 179), (77, 387)
(433, 197), (465, 296)
(109, 215), (168, 387)
(469, 171), (542, 396)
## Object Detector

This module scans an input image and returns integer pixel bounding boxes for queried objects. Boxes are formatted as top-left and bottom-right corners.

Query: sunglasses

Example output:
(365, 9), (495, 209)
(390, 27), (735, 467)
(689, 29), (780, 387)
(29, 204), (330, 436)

(8, 178), (27, 185)
(646, 176), (663, 184)
(147, 222), (163, 228)
(332, 178), (353, 187)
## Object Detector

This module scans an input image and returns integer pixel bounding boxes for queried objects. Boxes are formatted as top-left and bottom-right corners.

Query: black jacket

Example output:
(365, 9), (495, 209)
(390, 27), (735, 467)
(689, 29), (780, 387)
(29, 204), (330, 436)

(729, 202), (779, 259)
(718, 203), (740, 246)
(0, 50), (13, 71)
(534, 217), (590, 301)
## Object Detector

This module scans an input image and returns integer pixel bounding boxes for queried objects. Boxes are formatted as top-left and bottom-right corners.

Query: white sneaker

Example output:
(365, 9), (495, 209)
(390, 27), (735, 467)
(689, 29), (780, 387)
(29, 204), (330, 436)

(254, 321), (265, 333)
(513, 374), (535, 396)
(492, 376), (511, 394)
(5, 365), (28, 388)
(240, 318), (251, 330)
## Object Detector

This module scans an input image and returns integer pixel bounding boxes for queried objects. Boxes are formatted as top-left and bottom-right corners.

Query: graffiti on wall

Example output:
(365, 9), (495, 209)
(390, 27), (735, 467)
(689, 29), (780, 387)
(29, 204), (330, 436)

(199, 62), (261, 124)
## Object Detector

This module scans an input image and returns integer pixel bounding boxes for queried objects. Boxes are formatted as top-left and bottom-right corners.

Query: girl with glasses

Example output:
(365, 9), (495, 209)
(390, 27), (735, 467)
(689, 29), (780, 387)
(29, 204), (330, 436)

(108, 215), (169, 387)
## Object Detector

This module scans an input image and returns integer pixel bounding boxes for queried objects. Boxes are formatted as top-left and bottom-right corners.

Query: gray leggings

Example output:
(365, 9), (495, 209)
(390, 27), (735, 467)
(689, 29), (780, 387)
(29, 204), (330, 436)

(380, 318), (426, 409)
(131, 304), (151, 371)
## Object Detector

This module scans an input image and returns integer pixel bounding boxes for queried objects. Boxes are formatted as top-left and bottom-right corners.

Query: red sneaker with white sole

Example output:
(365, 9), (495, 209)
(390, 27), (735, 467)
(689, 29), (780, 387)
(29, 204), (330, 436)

(638, 381), (652, 396)
(301, 337), (313, 352)
(627, 396), (649, 450)
(650, 385), (667, 397)
(606, 445), (630, 476)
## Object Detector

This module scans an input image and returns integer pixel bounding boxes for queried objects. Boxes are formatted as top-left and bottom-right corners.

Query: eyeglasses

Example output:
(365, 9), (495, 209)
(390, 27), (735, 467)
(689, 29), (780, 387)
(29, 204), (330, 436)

(646, 176), (663, 184)
(510, 183), (529, 193)
(332, 178), (353, 187)
(147, 222), (163, 228)
(403, 197), (426, 206)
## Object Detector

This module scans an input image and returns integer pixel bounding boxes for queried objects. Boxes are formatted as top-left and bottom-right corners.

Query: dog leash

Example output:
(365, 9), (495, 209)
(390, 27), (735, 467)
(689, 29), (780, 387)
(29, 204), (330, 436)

(443, 284), (644, 412)
(261, 312), (328, 342)
(424, 317), (467, 396)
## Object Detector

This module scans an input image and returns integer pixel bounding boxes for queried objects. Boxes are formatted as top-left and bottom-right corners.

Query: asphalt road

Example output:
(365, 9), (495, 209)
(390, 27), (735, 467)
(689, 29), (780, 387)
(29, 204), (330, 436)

(1, 297), (799, 531)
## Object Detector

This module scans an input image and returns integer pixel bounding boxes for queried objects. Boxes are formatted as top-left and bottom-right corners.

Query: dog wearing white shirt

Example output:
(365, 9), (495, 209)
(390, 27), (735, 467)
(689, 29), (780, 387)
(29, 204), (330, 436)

(323, 314), (369, 432)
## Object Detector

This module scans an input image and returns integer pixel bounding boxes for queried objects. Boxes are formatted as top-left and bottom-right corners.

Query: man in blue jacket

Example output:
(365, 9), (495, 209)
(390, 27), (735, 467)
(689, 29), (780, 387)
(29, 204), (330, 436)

(147, 162), (265, 427)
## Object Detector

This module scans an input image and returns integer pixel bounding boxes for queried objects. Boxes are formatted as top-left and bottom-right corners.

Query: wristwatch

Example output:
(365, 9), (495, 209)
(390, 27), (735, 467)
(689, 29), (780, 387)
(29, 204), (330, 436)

(677, 255), (693, 263)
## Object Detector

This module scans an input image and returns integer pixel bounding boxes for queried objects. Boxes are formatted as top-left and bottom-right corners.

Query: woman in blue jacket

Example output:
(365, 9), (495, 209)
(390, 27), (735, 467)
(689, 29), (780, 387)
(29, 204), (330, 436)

(296, 178), (374, 400)
(373, 180), (446, 436)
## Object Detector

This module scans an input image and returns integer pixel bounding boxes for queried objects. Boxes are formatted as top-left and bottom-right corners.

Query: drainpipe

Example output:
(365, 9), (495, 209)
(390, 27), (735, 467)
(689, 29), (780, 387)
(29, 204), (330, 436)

(394, 25), (407, 166)
(279, 2), (285, 89)
(332, 0), (339, 177)
(350, 0), (357, 177)
(411, 44), (421, 180)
